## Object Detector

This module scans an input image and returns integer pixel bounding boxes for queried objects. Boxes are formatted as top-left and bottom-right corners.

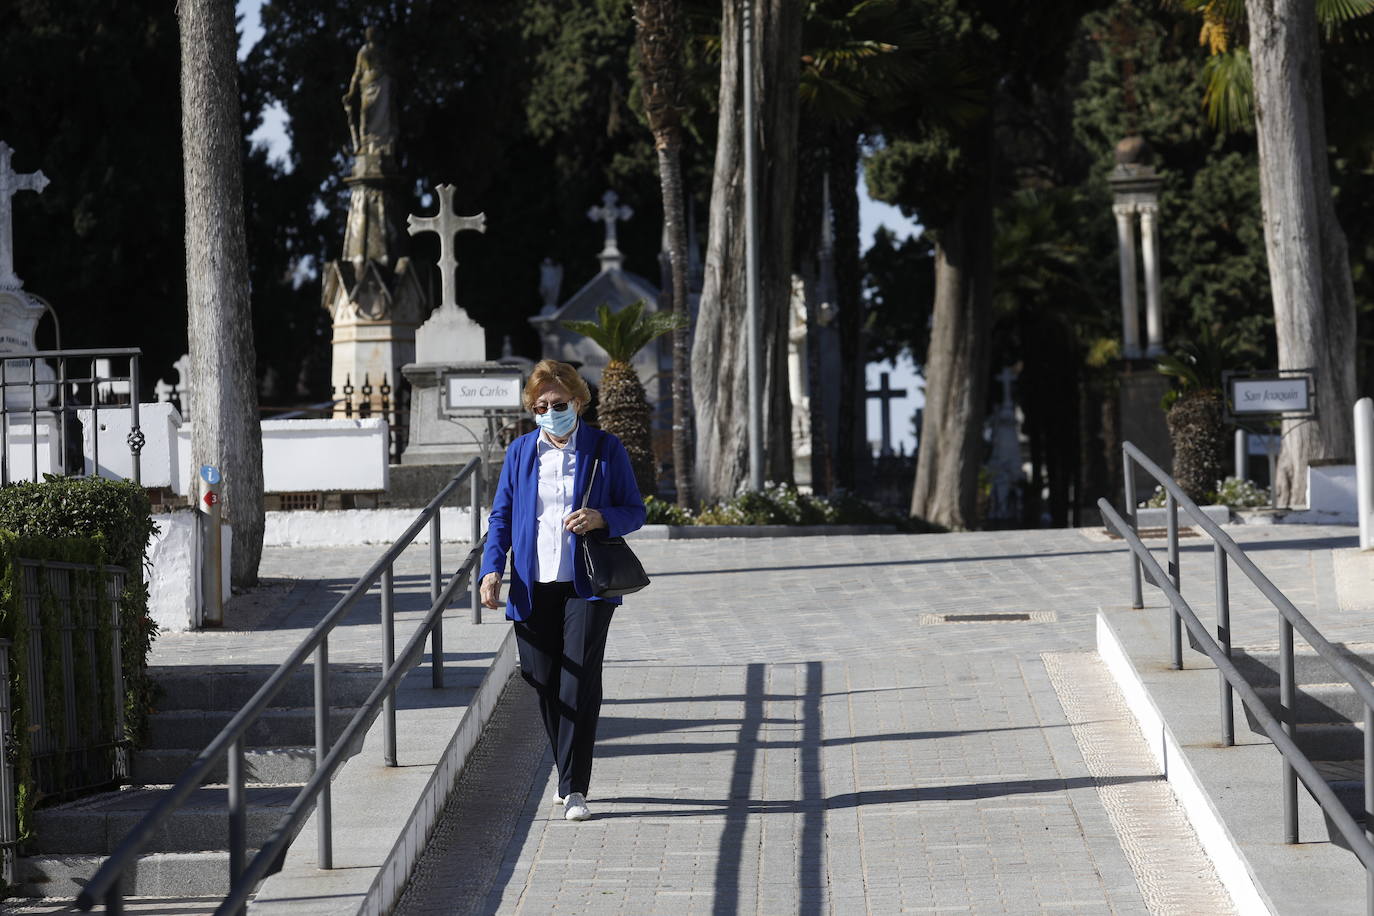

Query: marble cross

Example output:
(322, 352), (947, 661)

(865, 371), (905, 456)
(587, 190), (633, 271)
(407, 184), (486, 310)
(0, 142), (50, 290)
(997, 365), (1018, 410)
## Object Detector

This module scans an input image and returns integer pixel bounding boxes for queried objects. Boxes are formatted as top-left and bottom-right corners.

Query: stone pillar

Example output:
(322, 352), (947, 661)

(1113, 203), (1141, 359)
(1139, 201), (1164, 357)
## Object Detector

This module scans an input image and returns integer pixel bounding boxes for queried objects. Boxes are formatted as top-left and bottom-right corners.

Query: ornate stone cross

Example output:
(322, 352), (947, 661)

(407, 184), (485, 310)
(865, 371), (906, 457)
(587, 190), (633, 272)
(0, 142), (49, 290)
(996, 365), (1018, 415)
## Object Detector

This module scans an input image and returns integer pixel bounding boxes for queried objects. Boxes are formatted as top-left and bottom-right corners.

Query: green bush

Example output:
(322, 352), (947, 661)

(0, 477), (158, 750)
(643, 495), (695, 526)
(1215, 476), (1270, 508)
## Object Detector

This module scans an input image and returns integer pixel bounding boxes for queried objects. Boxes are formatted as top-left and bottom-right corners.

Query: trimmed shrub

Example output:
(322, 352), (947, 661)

(0, 477), (158, 750)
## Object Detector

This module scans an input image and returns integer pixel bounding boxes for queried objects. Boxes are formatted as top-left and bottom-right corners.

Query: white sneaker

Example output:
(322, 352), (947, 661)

(553, 791), (588, 805)
(563, 792), (591, 821)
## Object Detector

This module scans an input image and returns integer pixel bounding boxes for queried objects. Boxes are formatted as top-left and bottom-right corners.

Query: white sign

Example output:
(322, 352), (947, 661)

(443, 373), (523, 413)
(1233, 377), (1310, 414)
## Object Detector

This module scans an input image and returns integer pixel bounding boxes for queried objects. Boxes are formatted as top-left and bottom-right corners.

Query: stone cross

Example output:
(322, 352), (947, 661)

(587, 190), (632, 272)
(865, 371), (905, 457)
(407, 184), (486, 310)
(0, 142), (50, 290)
(997, 365), (1018, 416)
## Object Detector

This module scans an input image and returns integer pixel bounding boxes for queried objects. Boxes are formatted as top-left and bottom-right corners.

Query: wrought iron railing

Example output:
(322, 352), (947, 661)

(75, 458), (485, 915)
(1, 560), (127, 888)
(0, 347), (143, 485)
(1103, 440), (1374, 914)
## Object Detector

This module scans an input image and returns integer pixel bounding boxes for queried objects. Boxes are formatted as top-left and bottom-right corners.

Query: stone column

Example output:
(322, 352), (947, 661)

(1139, 201), (1164, 357)
(1113, 203), (1141, 359)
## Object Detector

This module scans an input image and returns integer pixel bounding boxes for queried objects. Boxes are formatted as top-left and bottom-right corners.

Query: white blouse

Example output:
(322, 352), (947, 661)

(533, 424), (579, 582)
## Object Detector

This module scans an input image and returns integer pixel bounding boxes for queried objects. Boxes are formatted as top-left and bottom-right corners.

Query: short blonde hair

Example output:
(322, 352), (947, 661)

(523, 359), (591, 411)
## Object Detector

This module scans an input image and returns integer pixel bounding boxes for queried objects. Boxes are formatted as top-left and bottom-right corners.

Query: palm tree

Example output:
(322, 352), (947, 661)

(563, 301), (688, 496)
(632, 0), (695, 509)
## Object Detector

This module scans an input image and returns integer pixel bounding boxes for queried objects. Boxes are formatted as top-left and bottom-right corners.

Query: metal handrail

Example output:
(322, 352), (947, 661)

(1106, 441), (1374, 914)
(75, 457), (486, 914)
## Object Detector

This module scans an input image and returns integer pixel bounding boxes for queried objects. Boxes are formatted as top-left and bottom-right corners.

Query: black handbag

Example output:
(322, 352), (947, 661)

(577, 457), (650, 598)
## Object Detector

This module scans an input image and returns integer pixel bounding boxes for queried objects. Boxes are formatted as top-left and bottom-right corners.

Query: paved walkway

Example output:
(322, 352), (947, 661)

(11, 523), (1357, 915)
(390, 524), (1359, 915)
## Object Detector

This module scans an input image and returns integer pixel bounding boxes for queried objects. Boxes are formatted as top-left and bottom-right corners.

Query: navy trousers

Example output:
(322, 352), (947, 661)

(515, 581), (615, 797)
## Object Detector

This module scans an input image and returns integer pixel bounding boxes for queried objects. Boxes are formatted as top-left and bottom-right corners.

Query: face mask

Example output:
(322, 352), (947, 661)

(535, 403), (578, 438)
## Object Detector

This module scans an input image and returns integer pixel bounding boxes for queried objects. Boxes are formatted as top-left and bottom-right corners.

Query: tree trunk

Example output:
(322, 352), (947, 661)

(1246, 0), (1358, 505)
(909, 150), (994, 530)
(828, 131), (863, 492)
(179, 0), (264, 588)
(633, 0), (696, 508)
(691, 0), (802, 503)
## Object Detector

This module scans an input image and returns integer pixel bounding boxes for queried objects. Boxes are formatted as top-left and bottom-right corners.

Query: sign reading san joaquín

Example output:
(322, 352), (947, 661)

(441, 366), (524, 416)
(1225, 369), (1316, 419)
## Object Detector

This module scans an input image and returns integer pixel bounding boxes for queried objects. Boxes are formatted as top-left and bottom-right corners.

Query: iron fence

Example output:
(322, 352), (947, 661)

(2, 560), (127, 888)
(76, 457), (485, 915)
(0, 347), (143, 486)
(251, 372), (411, 464)
(1102, 440), (1374, 914)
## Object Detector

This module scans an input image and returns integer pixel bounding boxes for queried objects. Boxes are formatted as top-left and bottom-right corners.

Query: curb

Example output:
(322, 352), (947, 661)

(628, 523), (897, 540)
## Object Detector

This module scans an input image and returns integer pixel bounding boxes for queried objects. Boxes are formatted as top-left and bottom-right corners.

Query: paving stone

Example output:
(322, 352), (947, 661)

(386, 525), (1356, 913)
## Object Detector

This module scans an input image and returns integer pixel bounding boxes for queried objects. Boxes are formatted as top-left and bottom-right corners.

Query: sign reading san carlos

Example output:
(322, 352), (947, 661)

(1225, 369), (1316, 419)
(440, 367), (524, 416)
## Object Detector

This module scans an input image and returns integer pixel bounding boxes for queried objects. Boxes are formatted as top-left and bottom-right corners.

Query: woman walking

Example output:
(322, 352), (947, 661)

(479, 360), (646, 821)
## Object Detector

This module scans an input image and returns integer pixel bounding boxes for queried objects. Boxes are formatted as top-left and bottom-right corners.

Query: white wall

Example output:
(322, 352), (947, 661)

(81, 406), (388, 494)
(3, 413), (60, 482)
(1307, 464), (1357, 521)
(147, 512), (231, 633)
(264, 506), (485, 547)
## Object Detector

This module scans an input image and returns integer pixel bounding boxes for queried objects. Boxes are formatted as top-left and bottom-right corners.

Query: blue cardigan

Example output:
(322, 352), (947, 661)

(480, 423), (647, 621)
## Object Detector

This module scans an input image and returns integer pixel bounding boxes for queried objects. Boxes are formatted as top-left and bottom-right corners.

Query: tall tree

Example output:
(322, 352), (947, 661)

(1245, 0), (1360, 504)
(632, 0), (696, 507)
(179, 0), (264, 587)
(691, 0), (803, 503)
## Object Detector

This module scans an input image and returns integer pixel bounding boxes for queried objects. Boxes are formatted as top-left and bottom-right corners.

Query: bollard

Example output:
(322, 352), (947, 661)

(199, 464), (224, 626)
(1235, 428), (1247, 481)
(1357, 398), (1372, 551)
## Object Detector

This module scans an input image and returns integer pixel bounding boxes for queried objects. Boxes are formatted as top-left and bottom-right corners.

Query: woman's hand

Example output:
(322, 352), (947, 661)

(480, 572), (503, 609)
(564, 507), (605, 535)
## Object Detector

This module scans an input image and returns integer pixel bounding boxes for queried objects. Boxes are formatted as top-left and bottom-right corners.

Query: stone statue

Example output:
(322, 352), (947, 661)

(538, 257), (563, 314)
(342, 27), (398, 168)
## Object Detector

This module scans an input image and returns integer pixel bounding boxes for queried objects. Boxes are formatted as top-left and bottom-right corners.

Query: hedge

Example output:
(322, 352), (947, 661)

(0, 477), (158, 832)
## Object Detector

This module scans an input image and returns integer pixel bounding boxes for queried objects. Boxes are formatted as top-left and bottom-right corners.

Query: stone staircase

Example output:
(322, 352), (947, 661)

(12, 664), (379, 900)
(1234, 644), (1374, 846)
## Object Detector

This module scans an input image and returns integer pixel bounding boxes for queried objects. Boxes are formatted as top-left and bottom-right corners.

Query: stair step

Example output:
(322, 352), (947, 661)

(29, 785), (301, 855)
(151, 665), (380, 712)
(145, 706), (360, 751)
(14, 850), (260, 898)
(131, 746), (318, 787)
(1248, 683), (1372, 724)
(1230, 645), (1374, 688)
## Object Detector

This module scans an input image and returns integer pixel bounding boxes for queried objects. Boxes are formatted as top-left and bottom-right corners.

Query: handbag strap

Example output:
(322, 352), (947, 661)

(579, 457), (601, 510)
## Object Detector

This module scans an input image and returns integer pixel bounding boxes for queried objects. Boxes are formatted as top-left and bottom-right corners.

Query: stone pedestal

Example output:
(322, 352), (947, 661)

(400, 299), (494, 466)
(1119, 364), (1173, 504)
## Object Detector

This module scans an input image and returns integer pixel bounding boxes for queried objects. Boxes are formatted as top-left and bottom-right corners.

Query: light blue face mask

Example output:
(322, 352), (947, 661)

(535, 403), (578, 438)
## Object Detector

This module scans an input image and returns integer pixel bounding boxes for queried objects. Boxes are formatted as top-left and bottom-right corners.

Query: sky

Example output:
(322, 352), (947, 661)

(236, 0), (924, 455)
